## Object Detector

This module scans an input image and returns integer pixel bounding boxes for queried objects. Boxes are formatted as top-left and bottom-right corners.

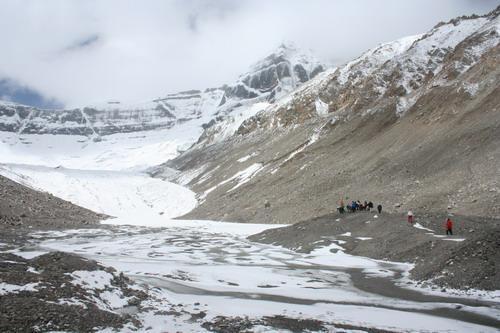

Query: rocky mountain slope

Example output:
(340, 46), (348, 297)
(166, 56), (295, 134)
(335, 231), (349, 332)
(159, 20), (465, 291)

(0, 43), (323, 146)
(163, 7), (500, 223)
(0, 174), (104, 229)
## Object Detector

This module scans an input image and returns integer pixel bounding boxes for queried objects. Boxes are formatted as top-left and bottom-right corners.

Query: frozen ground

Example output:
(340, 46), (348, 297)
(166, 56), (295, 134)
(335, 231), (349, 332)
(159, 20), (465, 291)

(7, 219), (499, 332)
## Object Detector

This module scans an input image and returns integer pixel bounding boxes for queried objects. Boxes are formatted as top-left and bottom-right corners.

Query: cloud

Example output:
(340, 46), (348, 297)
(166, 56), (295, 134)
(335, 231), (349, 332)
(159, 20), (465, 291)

(0, 78), (63, 109)
(0, 0), (497, 107)
(64, 34), (100, 52)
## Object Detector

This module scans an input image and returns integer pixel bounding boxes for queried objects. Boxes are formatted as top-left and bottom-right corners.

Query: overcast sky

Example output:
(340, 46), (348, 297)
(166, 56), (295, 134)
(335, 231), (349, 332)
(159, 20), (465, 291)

(0, 0), (497, 108)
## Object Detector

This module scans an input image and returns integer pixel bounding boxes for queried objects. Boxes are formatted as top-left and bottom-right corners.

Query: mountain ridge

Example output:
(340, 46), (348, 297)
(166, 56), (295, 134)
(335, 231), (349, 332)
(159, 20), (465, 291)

(0, 43), (324, 142)
(160, 6), (500, 223)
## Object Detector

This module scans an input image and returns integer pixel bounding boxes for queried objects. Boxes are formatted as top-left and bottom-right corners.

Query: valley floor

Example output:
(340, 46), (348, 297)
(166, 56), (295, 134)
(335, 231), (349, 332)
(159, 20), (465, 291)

(0, 134), (499, 332)
(1, 219), (500, 333)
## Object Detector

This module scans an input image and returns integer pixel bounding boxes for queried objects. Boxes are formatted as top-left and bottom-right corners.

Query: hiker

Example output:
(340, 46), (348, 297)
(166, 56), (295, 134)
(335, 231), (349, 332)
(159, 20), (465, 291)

(445, 217), (453, 235)
(346, 203), (352, 213)
(338, 198), (345, 214)
(407, 210), (414, 224)
(377, 204), (382, 214)
(368, 201), (374, 211)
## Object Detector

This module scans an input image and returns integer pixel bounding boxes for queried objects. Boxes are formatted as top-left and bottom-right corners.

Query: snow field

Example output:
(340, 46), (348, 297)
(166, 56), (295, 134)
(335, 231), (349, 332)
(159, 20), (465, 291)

(0, 164), (197, 220)
(0, 128), (198, 171)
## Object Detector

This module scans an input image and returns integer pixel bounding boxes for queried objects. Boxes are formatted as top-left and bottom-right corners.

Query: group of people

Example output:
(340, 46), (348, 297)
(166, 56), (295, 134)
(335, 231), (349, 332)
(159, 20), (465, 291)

(337, 198), (454, 235)
(337, 199), (382, 214)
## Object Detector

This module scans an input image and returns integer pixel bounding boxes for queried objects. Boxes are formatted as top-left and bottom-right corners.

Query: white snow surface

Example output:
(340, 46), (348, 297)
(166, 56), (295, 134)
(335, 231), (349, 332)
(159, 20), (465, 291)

(337, 34), (421, 86)
(314, 97), (329, 116)
(68, 270), (114, 290)
(413, 222), (435, 232)
(0, 127), (201, 172)
(237, 152), (258, 163)
(198, 163), (265, 200)
(0, 282), (40, 295)
(0, 163), (196, 219)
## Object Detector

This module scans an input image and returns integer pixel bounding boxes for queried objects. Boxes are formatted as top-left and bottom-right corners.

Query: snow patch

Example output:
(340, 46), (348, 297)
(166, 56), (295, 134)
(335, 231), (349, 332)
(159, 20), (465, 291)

(0, 282), (40, 295)
(199, 163), (265, 198)
(225, 163), (265, 192)
(443, 238), (466, 242)
(413, 223), (435, 232)
(462, 82), (480, 96)
(68, 270), (114, 290)
(10, 250), (48, 259)
(237, 152), (258, 163)
(314, 98), (329, 116)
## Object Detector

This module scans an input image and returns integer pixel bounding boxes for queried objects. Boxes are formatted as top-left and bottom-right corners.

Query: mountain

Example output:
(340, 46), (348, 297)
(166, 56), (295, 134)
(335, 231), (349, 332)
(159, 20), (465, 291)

(162, 7), (500, 223)
(0, 43), (324, 147)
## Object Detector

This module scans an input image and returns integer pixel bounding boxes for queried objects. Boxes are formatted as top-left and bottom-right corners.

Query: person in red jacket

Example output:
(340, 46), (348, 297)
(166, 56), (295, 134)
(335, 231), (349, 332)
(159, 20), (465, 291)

(445, 218), (453, 235)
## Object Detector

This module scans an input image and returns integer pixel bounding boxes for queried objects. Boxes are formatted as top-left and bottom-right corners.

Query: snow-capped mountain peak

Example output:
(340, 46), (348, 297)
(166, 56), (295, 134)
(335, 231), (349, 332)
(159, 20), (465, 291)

(232, 42), (324, 101)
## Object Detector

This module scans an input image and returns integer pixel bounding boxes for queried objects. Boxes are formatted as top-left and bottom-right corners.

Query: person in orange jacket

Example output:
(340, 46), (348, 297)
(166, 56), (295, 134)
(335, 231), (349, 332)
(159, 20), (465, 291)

(445, 217), (453, 235)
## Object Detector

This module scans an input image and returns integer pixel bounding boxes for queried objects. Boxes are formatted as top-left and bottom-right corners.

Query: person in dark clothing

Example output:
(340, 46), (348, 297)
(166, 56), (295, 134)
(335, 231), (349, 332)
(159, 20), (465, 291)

(445, 218), (453, 235)
(338, 199), (345, 214)
(368, 201), (374, 211)
(377, 204), (382, 214)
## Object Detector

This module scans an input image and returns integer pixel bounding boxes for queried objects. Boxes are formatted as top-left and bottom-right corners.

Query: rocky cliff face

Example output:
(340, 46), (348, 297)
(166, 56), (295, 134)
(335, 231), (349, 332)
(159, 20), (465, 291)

(162, 7), (500, 223)
(223, 43), (324, 101)
(0, 89), (223, 137)
(0, 44), (324, 141)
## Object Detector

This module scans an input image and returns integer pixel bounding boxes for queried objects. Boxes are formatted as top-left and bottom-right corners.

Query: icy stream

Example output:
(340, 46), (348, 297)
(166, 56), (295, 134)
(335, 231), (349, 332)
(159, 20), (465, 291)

(16, 219), (500, 333)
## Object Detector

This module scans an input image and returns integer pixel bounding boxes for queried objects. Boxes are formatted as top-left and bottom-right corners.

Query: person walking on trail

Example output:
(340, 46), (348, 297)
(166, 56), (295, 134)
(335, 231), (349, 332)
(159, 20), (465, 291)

(445, 217), (453, 235)
(407, 210), (414, 224)
(377, 204), (382, 214)
(338, 198), (345, 214)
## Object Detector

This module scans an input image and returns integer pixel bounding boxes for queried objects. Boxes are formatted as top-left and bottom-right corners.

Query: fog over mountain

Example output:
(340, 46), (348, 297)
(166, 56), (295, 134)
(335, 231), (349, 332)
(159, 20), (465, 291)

(0, 0), (497, 107)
